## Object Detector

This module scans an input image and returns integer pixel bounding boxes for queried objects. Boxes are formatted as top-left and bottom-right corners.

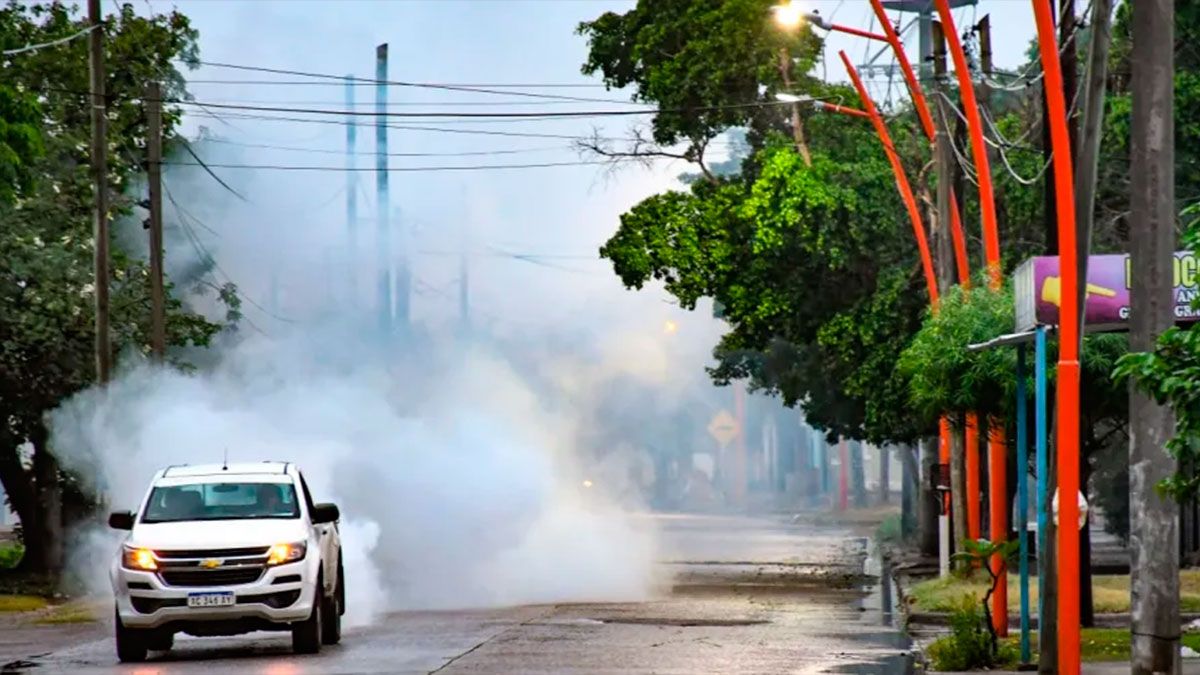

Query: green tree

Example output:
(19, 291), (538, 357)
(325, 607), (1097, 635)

(578, 0), (824, 174)
(0, 84), (41, 204)
(0, 1), (221, 576)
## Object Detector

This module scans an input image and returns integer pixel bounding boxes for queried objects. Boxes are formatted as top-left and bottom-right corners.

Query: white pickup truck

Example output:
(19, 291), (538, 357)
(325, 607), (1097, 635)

(107, 462), (345, 662)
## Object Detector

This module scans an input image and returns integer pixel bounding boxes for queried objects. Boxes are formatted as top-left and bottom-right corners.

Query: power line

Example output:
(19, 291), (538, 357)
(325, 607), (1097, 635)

(164, 181), (295, 328)
(185, 79), (611, 89)
(2, 25), (95, 56)
(199, 136), (573, 158)
(162, 159), (646, 172)
(181, 111), (641, 142)
(194, 60), (638, 104)
(181, 96), (636, 107)
(165, 97), (776, 120)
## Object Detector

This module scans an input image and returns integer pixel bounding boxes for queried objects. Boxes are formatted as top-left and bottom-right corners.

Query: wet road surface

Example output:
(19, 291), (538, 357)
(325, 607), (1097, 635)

(1, 513), (911, 674)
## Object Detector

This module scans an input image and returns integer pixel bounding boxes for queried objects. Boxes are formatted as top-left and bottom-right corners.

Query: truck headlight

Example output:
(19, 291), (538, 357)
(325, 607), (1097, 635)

(121, 547), (158, 571)
(266, 542), (306, 566)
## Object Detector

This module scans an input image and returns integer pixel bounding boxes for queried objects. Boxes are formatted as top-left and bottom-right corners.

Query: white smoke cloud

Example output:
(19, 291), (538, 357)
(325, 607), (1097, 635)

(49, 322), (668, 623)
(42, 15), (731, 618)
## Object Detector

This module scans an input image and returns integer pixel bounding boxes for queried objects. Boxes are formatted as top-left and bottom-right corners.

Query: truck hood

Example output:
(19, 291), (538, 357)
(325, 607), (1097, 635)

(128, 519), (308, 551)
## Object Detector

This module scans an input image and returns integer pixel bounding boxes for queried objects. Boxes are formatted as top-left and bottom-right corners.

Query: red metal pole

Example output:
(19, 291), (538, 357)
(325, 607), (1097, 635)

(932, 0), (1002, 288)
(989, 421), (1009, 637)
(840, 50), (939, 307)
(828, 22), (888, 43)
(816, 101), (870, 119)
(966, 412), (981, 540)
(868, 0), (971, 289)
(1031, 1), (1081, 672)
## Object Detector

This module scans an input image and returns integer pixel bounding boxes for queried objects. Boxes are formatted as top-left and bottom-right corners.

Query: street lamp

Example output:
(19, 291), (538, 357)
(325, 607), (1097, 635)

(770, 1), (808, 30)
(775, 3), (889, 42)
(775, 92), (870, 119)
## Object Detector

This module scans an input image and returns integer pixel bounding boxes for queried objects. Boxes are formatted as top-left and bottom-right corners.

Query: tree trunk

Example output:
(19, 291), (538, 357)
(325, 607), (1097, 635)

(879, 445), (890, 504)
(902, 443), (920, 538)
(951, 416), (968, 564)
(919, 438), (939, 556)
(30, 425), (62, 576)
(1129, 2), (1180, 671)
(851, 440), (867, 509)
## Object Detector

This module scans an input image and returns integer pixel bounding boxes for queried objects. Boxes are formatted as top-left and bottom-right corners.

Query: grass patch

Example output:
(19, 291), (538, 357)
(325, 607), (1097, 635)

(930, 629), (1200, 669)
(34, 601), (99, 625)
(997, 629), (1200, 663)
(907, 569), (1200, 614)
(876, 513), (903, 544)
(0, 595), (49, 612)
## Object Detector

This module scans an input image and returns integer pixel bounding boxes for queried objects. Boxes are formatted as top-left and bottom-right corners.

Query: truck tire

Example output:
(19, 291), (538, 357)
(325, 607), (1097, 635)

(321, 590), (341, 645)
(115, 607), (148, 663)
(291, 579), (323, 655)
(148, 631), (174, 652)
(336, 554), (346, 616)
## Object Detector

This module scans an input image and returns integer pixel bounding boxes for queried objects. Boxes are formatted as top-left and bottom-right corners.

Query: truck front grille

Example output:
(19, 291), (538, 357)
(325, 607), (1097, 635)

(160, 568), (264, 587)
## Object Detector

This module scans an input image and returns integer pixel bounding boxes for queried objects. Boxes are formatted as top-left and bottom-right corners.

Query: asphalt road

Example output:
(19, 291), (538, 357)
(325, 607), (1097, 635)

(1, 513), (911, 674)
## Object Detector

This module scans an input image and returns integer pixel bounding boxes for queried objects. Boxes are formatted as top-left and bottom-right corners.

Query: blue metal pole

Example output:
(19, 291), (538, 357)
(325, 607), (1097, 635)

(1017, 343), (1031, 662)
(1035, 326), (1048, 637)
(375, 44), (392, 335)
(345, 76), (358, 305)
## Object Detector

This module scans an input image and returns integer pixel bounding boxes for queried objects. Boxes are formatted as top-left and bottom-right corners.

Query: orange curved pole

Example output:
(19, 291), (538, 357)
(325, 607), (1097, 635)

(869, 0), (971, 289)
(1031, 1), (1081, 673)
(815, 100), (870, 119)
(932, 0), (1002, 289)
(840, 50), (938, 307)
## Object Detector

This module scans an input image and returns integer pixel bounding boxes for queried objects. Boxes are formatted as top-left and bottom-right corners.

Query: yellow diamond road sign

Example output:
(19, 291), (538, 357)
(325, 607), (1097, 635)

(707, 410), (739, 447)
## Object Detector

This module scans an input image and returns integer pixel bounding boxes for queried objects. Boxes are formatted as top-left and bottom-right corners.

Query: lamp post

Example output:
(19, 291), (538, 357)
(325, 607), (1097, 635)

(1031, 1), (1081, 672)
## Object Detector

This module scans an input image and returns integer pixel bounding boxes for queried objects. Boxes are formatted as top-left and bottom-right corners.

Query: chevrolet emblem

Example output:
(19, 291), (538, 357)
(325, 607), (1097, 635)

(199, 558), (223, 569)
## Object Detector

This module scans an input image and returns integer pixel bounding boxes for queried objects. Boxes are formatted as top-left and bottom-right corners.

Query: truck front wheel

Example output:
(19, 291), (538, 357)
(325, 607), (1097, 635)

(115, 607), (148, 663)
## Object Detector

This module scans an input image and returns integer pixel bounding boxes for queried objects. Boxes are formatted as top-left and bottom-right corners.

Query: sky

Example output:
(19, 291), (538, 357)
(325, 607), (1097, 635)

(146, 0), (1048, 340)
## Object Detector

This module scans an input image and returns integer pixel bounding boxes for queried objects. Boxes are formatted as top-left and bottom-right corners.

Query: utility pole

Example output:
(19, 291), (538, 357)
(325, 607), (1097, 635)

(375, 44), (392, 336)
(88, 0), (110, 383)
(1075, 0), (1113, 628)
(1129, 1), (1178, 672)
(932, 17), (956, 573)
(145, 81), (165, 360)
(933, 18), (967, 566)
(918, 8), (933, 82)
(345, 76), (358, 307)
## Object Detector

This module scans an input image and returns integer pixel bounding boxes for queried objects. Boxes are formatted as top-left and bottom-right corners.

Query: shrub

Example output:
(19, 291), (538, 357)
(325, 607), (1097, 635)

(926, 597), (1014, 671)
(0, 543), (23, 569)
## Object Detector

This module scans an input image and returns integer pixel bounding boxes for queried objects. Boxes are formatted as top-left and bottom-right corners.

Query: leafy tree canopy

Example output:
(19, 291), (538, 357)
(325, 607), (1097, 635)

(0, 0), (222, 573)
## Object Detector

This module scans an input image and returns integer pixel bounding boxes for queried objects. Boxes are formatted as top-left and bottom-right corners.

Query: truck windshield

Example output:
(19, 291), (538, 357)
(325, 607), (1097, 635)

(141, 482), (300, 523)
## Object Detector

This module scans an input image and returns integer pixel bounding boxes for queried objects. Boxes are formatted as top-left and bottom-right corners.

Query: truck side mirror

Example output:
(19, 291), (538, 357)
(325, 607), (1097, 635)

(311, 503), (340, 524)
(108, 510), (134, 530)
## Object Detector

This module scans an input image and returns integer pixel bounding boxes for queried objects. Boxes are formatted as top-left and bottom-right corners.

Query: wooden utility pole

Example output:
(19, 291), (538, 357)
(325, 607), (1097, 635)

(932, 19), (967, 565)
(145, 82), (166, 360)
(88, 0), (110, 383)
(1129, 1), (1179, 672)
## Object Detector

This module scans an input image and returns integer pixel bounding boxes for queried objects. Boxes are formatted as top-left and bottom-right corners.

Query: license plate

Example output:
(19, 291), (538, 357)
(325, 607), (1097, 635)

(187, 592), (234, 608)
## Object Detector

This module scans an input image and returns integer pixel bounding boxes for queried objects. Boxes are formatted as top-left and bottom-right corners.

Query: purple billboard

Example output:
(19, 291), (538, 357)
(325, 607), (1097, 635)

(1014, 252), (1200, 332)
